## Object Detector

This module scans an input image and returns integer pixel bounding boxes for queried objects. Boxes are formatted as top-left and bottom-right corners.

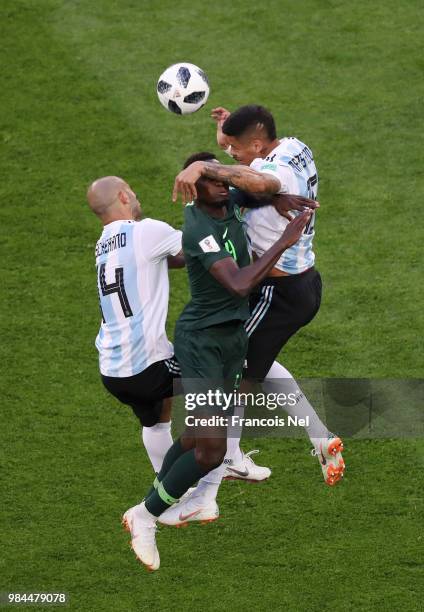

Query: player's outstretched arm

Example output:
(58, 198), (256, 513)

(172, 161), (281, 204)
(209, 211), (311, 297)
(236, 190), (320, 221)
(272, 194), (319, 220)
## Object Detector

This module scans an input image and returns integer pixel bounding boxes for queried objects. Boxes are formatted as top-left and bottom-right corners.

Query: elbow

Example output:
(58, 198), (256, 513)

(252, 177), (272, 195)
(231, 284), (250, 298)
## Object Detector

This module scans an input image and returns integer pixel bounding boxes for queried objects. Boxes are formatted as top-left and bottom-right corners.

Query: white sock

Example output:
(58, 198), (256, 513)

(141, 421), (173, 473)
(226, 435), (244, 466)
(264, 361), (329, 443)
(189, 405), (245, 505)
(226, 403), (244, 465)
(190, 463), (226, 504)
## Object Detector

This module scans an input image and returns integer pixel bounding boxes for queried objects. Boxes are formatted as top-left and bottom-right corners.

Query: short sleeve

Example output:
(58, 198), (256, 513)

(184, 230), (231, 271)
(250, 157), (298, 194)
(139, 219), (182, 263)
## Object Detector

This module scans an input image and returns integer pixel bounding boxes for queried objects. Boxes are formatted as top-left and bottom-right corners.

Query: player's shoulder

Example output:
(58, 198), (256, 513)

(182, 204), (218, 248)
(183, 202), (196, 218)
(274, 137), (313, 162)
(182, 204), (200, 239)
(139, 217), (172, 229)
(96, 219), (133, 244)
(137, 217), (178, 236)
(183, 203), (210, 227)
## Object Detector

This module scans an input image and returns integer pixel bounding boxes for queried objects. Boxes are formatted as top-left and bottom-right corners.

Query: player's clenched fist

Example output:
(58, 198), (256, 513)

(211, 107), (231, 125)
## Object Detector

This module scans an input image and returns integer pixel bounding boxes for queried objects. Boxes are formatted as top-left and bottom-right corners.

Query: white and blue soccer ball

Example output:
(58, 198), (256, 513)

(157, 62), (210, 115)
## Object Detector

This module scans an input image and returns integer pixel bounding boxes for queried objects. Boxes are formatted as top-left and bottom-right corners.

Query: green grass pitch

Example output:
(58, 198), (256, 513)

(1, 1), (423, 610)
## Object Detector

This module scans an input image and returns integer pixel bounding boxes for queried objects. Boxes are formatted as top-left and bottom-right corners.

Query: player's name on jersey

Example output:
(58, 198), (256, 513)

(185, 415), (310, 428)
(95, 232), (127, 257)
(288, 145), (314, 173)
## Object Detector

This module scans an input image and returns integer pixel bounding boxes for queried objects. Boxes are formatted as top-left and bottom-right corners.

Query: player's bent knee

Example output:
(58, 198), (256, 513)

(131, 400), (162, 428)
(137, 411), (161, 428)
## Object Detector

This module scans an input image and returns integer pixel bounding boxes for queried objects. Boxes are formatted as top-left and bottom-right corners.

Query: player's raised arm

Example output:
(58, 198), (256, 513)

(172, 160), (281, 204)
(211, 107), (231, 151)
(209, 211), (311, 297)
(233, 189), (320, 221)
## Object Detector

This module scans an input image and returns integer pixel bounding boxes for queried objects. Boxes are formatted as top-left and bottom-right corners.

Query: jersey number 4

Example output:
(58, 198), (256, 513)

(98, 263), (133, 322)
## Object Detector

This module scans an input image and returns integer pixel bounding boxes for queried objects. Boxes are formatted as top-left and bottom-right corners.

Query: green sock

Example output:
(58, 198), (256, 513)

(144, 476), (159, 501)
(145, 449), (210, 516)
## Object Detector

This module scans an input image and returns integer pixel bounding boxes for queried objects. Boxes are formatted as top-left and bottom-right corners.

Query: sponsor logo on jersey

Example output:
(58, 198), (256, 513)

(260, 162), (278, 171)
(199, 234), (220, 253)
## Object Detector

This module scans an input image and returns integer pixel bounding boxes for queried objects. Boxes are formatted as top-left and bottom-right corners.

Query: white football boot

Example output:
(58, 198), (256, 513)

(158, 495), (219, 528)
(122, 502), (160, 571)
(223, 449), (271, 482)
(311, 435), (345, 486)
(180, 487), (196, 500)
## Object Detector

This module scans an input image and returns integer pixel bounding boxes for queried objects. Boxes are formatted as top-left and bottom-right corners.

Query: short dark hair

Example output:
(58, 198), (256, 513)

(183, 151), (217, 169)
(222, 105), (276, 141)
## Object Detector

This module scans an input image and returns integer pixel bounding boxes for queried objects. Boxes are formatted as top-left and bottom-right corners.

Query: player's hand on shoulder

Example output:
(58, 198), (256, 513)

(272, 194), (319, 221)
(280, 210), (312, 249)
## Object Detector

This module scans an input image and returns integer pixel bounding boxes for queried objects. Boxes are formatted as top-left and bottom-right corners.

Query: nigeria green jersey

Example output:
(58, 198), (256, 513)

(177, 194), (251, 330)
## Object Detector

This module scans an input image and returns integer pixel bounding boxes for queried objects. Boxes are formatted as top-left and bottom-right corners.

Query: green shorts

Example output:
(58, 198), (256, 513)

(174, 319), (248, 389)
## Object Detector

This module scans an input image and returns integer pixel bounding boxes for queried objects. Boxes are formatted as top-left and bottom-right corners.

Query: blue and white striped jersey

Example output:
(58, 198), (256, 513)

(244, 137), (318, 274)
(94, 218), (182, 377)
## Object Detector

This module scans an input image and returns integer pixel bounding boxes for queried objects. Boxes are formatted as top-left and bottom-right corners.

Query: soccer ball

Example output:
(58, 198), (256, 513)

(157, 62), (210, 115)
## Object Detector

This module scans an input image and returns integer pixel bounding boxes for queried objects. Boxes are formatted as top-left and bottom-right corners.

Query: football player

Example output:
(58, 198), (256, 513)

(87, 176), (184, 474)
(172, 107), (345, 489)
(121, 156), (310, 570)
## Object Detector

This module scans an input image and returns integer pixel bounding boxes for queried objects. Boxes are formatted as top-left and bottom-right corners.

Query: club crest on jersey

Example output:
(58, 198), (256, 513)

(199, 235), (220, 253)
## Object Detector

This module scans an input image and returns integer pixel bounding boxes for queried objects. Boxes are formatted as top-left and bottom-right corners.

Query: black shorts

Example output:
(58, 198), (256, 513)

(244, 267), (322, 381)
(101, 357), (181, 426)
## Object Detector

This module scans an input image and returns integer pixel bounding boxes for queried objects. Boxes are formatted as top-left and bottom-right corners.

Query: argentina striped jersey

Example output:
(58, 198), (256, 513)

(94, 218), (182, 377)
(244, 137), (318, 274)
